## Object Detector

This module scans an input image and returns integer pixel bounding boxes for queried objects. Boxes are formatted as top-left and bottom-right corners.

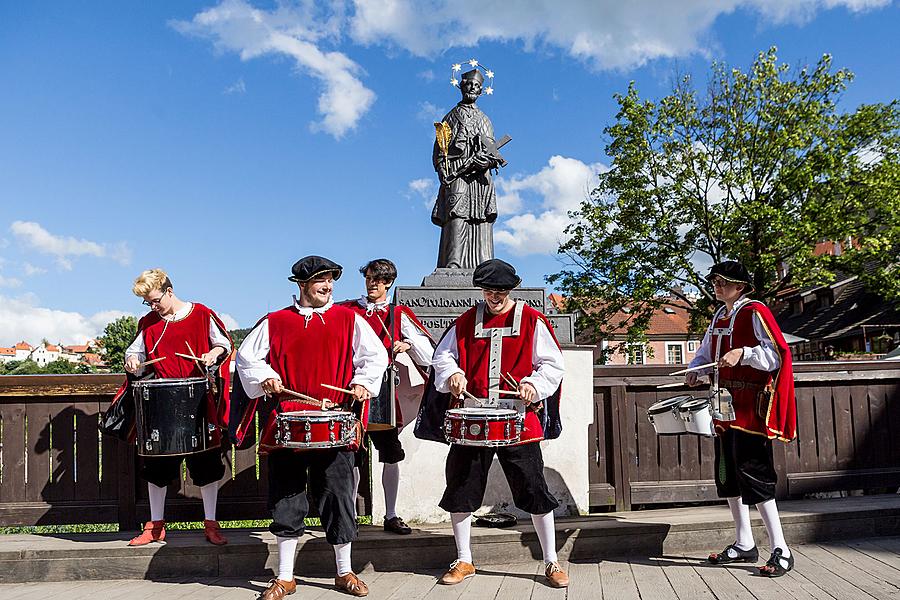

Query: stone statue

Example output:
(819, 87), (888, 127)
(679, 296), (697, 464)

(432, 68), (509, 270)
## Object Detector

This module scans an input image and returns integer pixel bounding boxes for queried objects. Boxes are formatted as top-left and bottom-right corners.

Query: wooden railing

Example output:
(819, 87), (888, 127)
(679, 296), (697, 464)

(1, 362), (898, 526)
(588, 362), (900, 510)
(0, 375), (371, 528)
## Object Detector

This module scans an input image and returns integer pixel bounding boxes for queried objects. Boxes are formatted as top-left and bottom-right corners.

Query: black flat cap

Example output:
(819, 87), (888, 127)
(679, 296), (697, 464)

(707, 260), (753, 289)
(473, 259), (521, 290)
(289, 255), (343, 283)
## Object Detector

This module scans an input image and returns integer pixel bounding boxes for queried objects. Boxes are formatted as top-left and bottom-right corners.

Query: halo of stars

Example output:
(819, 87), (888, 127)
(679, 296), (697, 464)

(450, 59), (495, 96)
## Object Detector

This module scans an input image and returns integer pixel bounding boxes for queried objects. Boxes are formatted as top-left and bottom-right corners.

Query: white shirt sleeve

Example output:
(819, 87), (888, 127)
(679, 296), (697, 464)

(688, 327), (715, 375)
(209, 316), (232, 354)
(349, 314), (390, 396)
(399, 313), (434, 367)
(235, 319), (281, 399)
(520, 320), (566, 400)
(740, 312), (782, 372)
(125, 333), (146, 363)
(432, 327), (465, 393)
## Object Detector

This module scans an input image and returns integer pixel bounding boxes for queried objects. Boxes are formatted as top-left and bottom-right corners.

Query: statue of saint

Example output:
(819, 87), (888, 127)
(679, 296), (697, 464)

(432, 68), (507, 269)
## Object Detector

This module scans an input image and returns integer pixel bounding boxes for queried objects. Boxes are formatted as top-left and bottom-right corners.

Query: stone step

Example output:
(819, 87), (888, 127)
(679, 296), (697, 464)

(1, 494), (899, 583)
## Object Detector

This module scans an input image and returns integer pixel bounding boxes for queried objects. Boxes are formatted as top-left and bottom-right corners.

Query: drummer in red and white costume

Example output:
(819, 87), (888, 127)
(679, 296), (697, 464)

(339, 258), (435, 536)
(686, 260), (797, 577)
(123, 268), (232, 547)
(424, 259), (569, 588)
(235, 256), (387, 600)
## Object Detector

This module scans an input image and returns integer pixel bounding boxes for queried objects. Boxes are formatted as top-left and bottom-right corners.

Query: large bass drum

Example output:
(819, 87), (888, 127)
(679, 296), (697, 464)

(133, 377), (212, 456)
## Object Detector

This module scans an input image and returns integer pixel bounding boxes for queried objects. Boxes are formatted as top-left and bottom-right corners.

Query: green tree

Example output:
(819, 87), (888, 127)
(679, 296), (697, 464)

(550, 47), (900, 353)
(97, 315), (138, 372)
(2, 360), (45, 375)
(42, 358), (93, 375)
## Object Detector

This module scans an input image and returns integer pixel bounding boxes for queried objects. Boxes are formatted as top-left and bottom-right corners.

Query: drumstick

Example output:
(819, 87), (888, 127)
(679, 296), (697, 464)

(667, 362), (717, 376)
(282, 388), (336, 409)
(185, 341), (205, 373)
(175, 352), (203, 361)
(502, 372), (519, 388)
(321, 383), (356, 396)
(373, 312), (392, 339)
(656, 381), (685, 389)
(138, 356), (166, 368)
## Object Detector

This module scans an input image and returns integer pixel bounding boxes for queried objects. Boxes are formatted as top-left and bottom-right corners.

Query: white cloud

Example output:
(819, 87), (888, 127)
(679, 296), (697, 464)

(10, 221), (131, 270)
(0, 294), (132, 346)
(494, 155), (606, 256)
(406, 177), (437, 208)
(23, 263), (47, 276)
(172, 0), (375, 139)
(0, 274), (22, 288)
(224, 77), (247, 94)
(417, 101), (445, 123)
(418, 69), (435, 82)
(349, 0), (889, 70)
(218, 312), (240, 330)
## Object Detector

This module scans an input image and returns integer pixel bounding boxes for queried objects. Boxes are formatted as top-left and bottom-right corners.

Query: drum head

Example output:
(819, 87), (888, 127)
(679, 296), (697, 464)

(134, 377), (209, 389)
(679, 397), (710, 411)
(648, 395), (692, 415)
(280, 410), (331, 417)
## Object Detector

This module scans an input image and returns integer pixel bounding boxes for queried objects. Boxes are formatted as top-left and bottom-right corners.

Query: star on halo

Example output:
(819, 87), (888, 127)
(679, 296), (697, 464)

(452, 63), (462, 72)
(468, 59), (478, 67)
(485, 87), (494, 95)
(486, 70), (494, 79)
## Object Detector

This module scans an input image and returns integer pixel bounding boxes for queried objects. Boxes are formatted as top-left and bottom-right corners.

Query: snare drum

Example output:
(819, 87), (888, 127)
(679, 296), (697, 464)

(647, 395), (691, 435)
(133, 377), (211, 456)
(444, 407), (523, 447)
(275, 410), (359, 449)
(678, 396), (715, 436)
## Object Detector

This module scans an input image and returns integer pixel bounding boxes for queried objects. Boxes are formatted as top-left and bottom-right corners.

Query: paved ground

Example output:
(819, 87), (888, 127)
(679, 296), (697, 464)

(3, 536), (900, 599)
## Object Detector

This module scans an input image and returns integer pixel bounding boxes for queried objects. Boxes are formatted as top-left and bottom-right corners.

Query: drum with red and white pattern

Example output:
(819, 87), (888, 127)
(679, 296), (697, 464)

(443, 407), (523, 447)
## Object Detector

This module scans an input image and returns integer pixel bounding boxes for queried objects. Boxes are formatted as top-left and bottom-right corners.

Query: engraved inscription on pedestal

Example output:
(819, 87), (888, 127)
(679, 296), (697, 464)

(396, 287), (545, 314)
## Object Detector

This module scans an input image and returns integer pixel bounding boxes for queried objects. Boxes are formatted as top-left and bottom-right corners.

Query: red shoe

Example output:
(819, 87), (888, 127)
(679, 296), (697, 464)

(128, 520), (166, 546)
(204, 520), (228, 545)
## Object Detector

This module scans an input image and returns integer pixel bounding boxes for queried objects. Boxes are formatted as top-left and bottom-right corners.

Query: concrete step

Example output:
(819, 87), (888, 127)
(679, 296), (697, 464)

(2, 494), (899, 583)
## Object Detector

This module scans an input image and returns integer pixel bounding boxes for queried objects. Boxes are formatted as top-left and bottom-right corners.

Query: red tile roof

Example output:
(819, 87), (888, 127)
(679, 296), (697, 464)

(64, 345), (90, 353)
(550, 295), (696, 337)
(15, 341), (32, 350)
(0, 347), (15, 356)
(81, 353), (103, 365)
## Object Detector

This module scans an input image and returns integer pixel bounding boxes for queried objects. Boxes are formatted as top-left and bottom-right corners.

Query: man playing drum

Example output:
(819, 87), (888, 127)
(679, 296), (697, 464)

(235, 256), (388, 599)
(339, 258), (435, 535)
(123, 268), (232, 546)
(686, 260), (797, 577)
(417, 259), (569, 588)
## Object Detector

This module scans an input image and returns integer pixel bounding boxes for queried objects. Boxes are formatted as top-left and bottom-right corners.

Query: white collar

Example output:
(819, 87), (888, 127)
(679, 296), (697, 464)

(161, 302), (192, 322)
(358, 295), (389, 312)
(293, 296), (333, 315)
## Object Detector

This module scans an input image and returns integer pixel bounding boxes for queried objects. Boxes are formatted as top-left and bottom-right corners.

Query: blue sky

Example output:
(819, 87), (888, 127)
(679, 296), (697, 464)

(1, 0), (897, 344)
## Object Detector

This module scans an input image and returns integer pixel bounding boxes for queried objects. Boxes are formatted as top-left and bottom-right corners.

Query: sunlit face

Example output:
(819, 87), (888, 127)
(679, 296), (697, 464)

(299, 274), (334, 308)
(460, 77), (482, 103)
(482, 288), (513, 315)
(710, 276), (746, 303)
(142, 288), (174, 316)
(364, 269), (392, 303)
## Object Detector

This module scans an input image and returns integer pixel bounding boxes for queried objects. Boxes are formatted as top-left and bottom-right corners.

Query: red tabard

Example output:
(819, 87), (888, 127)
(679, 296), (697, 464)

(712, 301), (797, 441)
(338, 301), (432, 427)
(259, 304), (360, 452)
(455, 303), (559, 444)
(138, 303), (231, 443)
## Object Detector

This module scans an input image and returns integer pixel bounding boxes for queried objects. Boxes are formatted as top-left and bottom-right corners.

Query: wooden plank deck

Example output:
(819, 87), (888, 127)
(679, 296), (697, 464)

(3, 536), (900, 599)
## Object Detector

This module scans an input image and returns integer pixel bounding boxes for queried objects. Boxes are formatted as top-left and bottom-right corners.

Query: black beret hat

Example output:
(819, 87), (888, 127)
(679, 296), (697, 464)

(288, 255), (343, 283)
(473, 259), (522, 290)
(707, 260), (753, 290)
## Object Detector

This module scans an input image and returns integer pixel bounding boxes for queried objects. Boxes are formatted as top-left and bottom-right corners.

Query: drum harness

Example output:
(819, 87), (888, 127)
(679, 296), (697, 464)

(709, 297), (768, 422)
(473, 300), (526, 414)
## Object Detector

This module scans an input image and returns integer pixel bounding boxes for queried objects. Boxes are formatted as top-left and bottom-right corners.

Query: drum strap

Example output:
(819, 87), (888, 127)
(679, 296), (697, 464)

(474, 301), (525, 408)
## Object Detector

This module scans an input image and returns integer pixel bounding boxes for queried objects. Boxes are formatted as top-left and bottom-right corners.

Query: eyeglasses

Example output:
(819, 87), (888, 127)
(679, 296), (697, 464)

(142, 292), (167, 307)
(710, 277), (727, 287)
(483, 289), (511, 297)
(365, 276), (392, 284)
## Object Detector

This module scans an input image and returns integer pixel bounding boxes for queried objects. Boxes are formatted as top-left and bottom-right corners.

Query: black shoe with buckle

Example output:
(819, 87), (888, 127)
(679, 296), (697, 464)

(708, 543), (759, 564)
(383, 516), (412, 535)
(758, 548), (794, 577)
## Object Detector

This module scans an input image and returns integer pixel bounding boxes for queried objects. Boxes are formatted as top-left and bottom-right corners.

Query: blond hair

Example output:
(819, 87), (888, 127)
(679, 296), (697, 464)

(132, 269), (172, 297)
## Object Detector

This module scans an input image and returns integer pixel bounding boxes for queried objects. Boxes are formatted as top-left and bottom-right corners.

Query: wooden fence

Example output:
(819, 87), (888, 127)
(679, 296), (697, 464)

(588, 362), (900, 510)
(0, 375), (370, 528)
(0, 362), (898, 526)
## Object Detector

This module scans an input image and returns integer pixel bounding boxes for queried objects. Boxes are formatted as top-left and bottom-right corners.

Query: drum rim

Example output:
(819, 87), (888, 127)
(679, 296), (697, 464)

(678, 397), (711, 412)
(133, 376), (209, 387)
(447, 407), (519, 417)
(278, 410), (355, 421)
(648, 395), (692, 415)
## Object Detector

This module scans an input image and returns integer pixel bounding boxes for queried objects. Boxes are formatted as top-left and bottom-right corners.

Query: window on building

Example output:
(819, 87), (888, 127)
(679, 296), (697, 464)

(687, 341), (697, 353)
(666, 343), (684, 365)
(628, 344), (645, 365)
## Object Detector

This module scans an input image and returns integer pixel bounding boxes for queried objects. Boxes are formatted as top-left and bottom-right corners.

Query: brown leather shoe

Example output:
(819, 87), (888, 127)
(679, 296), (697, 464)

(334, 572), (369, 596)
(204, 520), (228, 545)
(128, 520), (165, 546)
(545, 561), (569, 588)
(383, 516), (412, 535)
(260, 578), (296, 600)
(439, 560), (476, 585)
